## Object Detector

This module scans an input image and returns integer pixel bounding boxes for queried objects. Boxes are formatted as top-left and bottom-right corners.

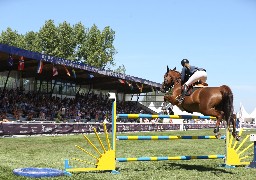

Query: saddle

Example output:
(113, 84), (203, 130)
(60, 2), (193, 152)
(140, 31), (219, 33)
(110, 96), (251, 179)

(185, 82), (208, 96)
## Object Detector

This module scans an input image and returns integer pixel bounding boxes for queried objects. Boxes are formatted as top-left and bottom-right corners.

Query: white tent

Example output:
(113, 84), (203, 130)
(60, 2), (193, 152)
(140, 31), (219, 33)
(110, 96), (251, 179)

(250, 108), (256, 119)
(172, 105), (203, 116)
(237, 103), (253, 123)
(148, 102), (158, 112)
(148, 102), (204, 116)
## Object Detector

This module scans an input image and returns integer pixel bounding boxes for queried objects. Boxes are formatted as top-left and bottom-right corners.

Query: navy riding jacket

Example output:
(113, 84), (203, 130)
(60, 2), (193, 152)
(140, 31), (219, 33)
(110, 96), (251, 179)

(181, 66), (205, 85)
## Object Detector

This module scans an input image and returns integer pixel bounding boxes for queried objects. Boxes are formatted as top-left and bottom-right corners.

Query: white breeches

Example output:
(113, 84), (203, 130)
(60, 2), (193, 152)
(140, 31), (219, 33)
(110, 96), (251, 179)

(185, 71), (207, 86)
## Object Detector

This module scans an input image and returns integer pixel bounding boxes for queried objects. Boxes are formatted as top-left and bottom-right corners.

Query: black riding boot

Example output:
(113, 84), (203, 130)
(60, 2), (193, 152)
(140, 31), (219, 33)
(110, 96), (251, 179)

(177, 85), (188, 104)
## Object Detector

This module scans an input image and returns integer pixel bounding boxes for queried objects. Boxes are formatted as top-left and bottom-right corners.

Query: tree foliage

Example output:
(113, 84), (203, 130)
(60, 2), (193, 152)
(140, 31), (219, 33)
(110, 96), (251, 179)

(0, 27), (25, 48)
(56, 21), (76, 59)
(38, 19), (59, 56)
(114, 64), (126, 74)
(73, 22), (87, 59)
(24, 31), (40, 52)
(0, 20), (117, 69)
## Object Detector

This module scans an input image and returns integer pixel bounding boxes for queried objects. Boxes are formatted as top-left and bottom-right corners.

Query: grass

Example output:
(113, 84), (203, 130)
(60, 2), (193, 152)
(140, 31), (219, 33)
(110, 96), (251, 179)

(0, 128), (256, 180)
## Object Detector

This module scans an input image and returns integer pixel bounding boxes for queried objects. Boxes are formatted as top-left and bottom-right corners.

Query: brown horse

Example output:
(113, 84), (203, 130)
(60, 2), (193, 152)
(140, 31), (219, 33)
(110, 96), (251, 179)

(161, 66), (240, 141)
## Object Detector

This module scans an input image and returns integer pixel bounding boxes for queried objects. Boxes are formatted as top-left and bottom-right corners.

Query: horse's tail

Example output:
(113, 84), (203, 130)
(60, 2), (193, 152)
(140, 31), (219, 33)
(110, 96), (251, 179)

(220, 85), (234, 126)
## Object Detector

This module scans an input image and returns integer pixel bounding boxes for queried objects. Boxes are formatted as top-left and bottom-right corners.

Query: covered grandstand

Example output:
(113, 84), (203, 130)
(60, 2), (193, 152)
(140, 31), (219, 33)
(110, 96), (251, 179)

(0, 43), (161, 94)
(0, 43), (163, 123)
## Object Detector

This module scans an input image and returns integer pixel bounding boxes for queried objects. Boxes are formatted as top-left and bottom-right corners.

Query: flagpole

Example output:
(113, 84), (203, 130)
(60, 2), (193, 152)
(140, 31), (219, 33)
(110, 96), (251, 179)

(3, 54), (14, 92)
(37, 79), (43, 93)
(51, 80), (57, 95)
(72, 69), (77, 95)
(3, 70), (11, 93)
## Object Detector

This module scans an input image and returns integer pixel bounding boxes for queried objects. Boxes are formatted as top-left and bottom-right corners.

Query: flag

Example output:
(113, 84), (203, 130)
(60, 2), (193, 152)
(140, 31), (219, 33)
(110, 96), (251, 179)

(126, 81), (133, 90)
(63, 65), (70, 76)
(7, 54), (13, 67)
(18, 56), (24, 71)
(136, 83), (144, 93)
(53, 65), (58, 76)
(37, 60), (43, 74)
(72, 69), (76, 78)
(118, 79), (125, 84)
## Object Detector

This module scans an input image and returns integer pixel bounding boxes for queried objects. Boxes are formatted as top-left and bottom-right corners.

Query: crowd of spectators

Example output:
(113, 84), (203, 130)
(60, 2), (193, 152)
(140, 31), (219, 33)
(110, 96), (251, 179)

(0, 87), (151, 123)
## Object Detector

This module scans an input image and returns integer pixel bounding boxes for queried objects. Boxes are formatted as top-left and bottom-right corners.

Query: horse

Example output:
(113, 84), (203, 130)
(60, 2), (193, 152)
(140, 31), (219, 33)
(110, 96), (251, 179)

(161, 66), (240, 141)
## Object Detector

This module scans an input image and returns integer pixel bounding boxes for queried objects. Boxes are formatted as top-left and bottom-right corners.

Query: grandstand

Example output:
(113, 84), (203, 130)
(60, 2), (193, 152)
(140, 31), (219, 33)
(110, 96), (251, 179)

(0, 43), (162, 122)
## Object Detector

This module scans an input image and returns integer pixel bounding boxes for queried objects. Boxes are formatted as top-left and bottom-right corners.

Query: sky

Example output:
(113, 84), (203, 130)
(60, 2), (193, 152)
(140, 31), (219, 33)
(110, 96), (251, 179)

(0, 0), (256, 113)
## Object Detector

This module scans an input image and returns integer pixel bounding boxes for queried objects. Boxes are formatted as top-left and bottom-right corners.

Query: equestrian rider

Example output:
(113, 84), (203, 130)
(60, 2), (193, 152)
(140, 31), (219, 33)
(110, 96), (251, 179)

(177, 59), (207, 104)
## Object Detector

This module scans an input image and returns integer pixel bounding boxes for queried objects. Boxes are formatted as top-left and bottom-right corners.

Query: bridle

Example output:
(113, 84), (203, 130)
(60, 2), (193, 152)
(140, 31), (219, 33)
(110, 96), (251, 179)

(164, 73), (181, 90)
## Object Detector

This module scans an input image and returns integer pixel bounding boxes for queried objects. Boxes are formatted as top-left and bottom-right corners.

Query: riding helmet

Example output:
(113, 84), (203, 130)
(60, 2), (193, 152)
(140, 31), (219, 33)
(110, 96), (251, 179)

(181, 59), (189, 66)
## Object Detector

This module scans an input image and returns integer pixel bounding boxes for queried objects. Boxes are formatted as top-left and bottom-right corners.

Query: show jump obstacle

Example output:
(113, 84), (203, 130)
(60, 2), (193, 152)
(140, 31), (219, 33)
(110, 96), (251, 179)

(64, 93), (255, 175)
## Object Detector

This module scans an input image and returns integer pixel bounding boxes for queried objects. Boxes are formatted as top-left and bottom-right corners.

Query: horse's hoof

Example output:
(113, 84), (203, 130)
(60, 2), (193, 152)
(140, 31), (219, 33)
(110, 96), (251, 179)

(213, 127), (219, 134)
(235, 136), (241, 141)
(215, 133), (221, 139)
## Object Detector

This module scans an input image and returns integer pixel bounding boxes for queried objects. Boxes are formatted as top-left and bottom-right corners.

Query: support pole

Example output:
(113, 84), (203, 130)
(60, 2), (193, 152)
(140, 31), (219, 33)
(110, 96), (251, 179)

(112, 100), (117, 151)
(247, 134), (256, 168)
(117, 135), (226, 140)
(3, 70), (11, 92)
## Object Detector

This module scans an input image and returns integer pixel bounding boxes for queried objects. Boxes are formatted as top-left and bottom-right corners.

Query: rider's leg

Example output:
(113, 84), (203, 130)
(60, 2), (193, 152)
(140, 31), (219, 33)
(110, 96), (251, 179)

(177, 71), (207, 104)
(185, 71), (207, 85)
(177, 84), (188, 104)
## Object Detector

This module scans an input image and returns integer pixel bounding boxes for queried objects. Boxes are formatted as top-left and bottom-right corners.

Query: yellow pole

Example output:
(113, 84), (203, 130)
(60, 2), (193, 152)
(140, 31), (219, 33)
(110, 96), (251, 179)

(112, 100), (117, 151)
(72, 158), (96, 166)
(236, 135), (250, 152)
(75, 145), (99, 160)
(83, 135), (102, 155)
(233, 128), (243, 149)
(238, 143), (254, 156)
(93, 127), (106, 153)
(225, 128), (230, 165)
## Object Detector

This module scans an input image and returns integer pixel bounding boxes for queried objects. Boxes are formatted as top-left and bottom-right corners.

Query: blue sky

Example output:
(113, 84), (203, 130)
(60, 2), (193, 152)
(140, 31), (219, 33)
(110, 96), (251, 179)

(0, 0), (256, 112)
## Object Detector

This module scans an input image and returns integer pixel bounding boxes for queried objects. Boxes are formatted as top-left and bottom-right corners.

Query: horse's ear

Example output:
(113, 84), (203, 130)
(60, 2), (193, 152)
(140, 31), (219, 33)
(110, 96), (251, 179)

(167, 66), (169, 73)
(173, 67), (176, 71)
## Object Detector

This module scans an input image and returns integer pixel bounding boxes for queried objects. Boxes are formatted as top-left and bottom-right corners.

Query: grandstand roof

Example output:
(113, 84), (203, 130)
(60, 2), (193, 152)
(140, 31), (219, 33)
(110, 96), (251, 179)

(0, 43), (161, 94)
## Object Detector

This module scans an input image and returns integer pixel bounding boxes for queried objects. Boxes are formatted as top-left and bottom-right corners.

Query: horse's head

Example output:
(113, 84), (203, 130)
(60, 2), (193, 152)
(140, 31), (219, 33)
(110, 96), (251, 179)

(161, 66), (181, 93)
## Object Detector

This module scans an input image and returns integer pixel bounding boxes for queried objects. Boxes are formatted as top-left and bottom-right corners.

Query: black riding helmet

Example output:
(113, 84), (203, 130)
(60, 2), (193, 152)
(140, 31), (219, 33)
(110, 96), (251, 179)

(181, 59), (189, 66)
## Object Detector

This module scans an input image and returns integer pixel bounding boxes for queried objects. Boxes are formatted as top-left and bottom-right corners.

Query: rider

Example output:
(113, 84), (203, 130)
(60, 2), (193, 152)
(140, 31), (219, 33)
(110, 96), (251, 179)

(177, 59), (207, 104)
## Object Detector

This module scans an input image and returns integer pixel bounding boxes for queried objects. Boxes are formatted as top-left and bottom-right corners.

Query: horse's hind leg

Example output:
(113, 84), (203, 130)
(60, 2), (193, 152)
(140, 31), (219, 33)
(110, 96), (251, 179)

(201, 108), (224, 139)
(214, 116), (223, 139)
(231, 116), (241, 141)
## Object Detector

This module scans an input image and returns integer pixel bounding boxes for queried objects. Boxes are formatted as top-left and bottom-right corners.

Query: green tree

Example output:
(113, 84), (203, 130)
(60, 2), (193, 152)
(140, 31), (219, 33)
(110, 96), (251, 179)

(101, 26), (117, 68)
(16, 34), (26, 49)
(114, 64), (126, 74)
(80, 24), (117, 68)
(80, 24), (101, 67)
(38, 19), (59, 56)
(24, 31), (41, 52)
(0, 27), (24, 48)
(0, 20), (117, 69)
(56, 21), (76, 59)
(73, 22), (87, 60)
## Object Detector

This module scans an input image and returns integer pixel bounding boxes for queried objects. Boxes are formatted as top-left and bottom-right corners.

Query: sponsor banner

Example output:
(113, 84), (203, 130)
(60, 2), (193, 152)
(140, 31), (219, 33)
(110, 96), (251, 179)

(0, 123), (225, 136)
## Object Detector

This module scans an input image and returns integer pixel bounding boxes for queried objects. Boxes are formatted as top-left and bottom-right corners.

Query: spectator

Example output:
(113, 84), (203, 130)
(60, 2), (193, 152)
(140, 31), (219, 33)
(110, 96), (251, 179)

(0, 88), (151, 122)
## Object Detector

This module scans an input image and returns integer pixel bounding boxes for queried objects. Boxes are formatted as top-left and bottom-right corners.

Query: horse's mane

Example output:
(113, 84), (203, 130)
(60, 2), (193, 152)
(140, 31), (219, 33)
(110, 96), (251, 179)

(170, 70), (181, 78)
